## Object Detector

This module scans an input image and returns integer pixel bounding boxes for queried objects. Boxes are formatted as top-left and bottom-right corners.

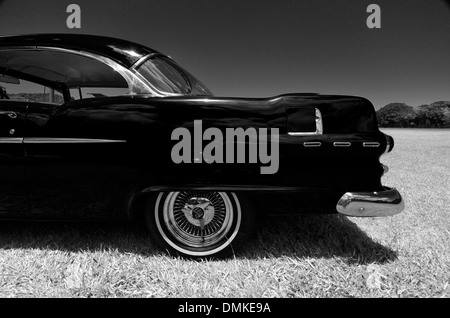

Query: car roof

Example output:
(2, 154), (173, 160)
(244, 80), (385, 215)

(0, 33), (161, 68)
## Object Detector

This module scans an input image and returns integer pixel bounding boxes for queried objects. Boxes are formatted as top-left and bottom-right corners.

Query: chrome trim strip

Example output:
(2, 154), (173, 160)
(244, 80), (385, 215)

(23, 138), (126, 144)
(130, 53), (160, 70)
(289, 132), (318, 136)
(139, 184), (317, 193)
(131, 55), (149, 69)
(0, 138), (23, 144)
(336, 187), (404, 217)
(288, 108), (324, 136)
(334, 142), (351, 147)
(303, 142), (322, 148)
(363, 142), (380, 148)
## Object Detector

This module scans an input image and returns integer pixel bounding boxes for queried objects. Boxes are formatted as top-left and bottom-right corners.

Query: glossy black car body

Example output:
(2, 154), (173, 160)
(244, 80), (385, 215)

(0, 34), (404, 258)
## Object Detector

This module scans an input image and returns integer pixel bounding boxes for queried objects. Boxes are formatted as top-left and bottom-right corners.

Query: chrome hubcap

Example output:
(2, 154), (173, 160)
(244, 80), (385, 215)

(163, 191), (233, 248)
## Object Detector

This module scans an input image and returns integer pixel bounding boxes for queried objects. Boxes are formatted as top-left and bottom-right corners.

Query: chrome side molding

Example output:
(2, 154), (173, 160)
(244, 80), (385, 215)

(24, 138), (127, 144)
(336, 187), (404, 217)
(334, 142), (351, 147)
(0, 138), (127, 144)
(303, 142), (322, 148)
(363, 142), (380, 148)
(0, 138), (23, 144)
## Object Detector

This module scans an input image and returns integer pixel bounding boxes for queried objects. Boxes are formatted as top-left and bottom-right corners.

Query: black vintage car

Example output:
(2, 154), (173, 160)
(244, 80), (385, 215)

(0, 34), (404, 258)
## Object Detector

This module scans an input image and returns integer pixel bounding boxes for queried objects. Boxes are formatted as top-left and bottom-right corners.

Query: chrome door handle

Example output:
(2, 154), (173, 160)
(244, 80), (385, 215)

(0, 111), (17, 119)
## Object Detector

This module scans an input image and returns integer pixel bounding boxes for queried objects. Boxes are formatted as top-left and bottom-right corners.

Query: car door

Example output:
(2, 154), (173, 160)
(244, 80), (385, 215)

(23, 99), (137, 221)
(2, 47), (146, 220)
(0, 94), (27, 213)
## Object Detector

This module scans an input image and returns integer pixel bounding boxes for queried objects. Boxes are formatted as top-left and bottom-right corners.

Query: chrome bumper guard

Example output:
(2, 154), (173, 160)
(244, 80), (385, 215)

(336, 187), (404, 217)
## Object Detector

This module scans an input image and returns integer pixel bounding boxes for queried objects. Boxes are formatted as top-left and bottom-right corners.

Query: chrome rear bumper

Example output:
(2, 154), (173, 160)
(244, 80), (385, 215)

(336, 187), (404, 217)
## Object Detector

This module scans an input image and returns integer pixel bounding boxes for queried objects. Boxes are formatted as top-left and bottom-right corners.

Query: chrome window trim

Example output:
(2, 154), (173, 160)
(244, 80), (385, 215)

(130, 53), (178, 70)
(130, 53), (158, 70)
(288, 108), (323, 136)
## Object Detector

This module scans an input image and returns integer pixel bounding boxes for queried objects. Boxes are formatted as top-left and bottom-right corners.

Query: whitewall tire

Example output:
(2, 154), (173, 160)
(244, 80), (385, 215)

(146, 191), (254, 259)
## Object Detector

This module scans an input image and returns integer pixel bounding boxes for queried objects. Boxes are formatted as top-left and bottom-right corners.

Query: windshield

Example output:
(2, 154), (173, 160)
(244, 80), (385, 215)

(137, 56), (212, 96)
(137, 57), (190, 95)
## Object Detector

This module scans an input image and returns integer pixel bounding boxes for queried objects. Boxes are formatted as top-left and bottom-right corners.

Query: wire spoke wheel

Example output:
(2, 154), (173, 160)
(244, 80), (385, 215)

(164, 191), (234, 248)
(147, 191), (252, 258)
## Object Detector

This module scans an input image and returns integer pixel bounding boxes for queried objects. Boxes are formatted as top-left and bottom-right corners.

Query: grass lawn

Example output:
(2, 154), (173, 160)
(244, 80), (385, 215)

(0, 128), (448, 298)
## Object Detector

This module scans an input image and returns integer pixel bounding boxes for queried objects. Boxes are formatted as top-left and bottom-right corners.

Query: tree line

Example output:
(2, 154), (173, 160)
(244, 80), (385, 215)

(376, 101), (450, 128)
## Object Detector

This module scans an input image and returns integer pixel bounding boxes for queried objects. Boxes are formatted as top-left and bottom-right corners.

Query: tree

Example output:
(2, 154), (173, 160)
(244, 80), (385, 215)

(376, 101), (450, 128)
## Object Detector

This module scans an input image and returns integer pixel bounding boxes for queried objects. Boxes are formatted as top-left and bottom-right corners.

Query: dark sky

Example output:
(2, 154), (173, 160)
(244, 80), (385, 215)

(0, 0), (449, 108)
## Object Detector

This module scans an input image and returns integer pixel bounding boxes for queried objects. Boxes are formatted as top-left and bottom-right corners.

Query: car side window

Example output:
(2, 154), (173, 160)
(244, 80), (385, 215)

(0, 78), (64, 105)
(68, 87), (130, 101)
(0, 49), (151, 103)
(137, 57), (191, 95)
